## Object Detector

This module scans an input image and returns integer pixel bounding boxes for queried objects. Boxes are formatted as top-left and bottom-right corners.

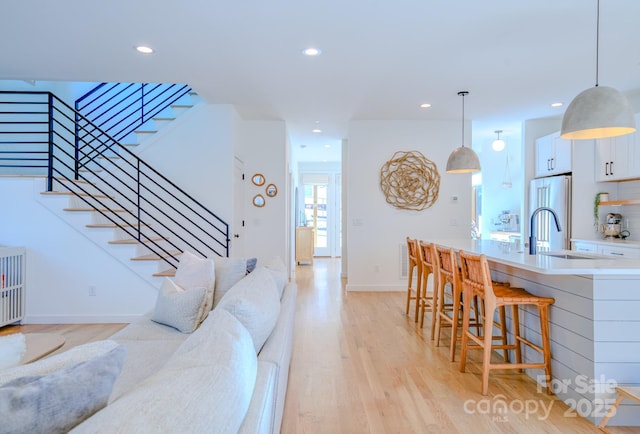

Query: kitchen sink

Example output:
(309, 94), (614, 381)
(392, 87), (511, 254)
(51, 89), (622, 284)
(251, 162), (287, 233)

(539, 252), (593, 260)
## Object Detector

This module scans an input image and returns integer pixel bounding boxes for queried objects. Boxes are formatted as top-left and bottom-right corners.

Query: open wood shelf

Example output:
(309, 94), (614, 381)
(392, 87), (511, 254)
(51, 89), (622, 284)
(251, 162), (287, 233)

(599, 199), (640, 206)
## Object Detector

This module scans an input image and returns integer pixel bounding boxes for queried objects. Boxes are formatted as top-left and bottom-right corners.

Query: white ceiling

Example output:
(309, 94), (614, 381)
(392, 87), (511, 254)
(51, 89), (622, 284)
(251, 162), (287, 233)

(2, 0), (640, 163)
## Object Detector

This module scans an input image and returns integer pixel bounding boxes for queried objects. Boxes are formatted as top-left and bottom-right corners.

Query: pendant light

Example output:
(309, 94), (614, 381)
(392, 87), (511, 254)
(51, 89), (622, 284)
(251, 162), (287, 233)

(446, 91), (481, 173)
(492, 130), (505, 151)
(561, 0), (635, 140)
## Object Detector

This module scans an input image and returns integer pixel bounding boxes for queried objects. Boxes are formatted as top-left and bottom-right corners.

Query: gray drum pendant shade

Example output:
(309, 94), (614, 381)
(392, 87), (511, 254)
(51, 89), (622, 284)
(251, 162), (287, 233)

(446, 91), (481, 173)
(560, 0), (636, 140)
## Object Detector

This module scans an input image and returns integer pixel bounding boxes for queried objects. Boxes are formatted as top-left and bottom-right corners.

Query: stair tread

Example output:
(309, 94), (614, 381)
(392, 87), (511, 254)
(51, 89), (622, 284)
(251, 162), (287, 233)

(171, 104), (193, 108)
(134, 129), (158, 134)
(64, 208), (128, 212)
(152, 117), (176, 121)
(41, 191), (110, 198)
(109, 237), (166, 245)
(154, 268), (177, 277)
(132, 251), (181, 261)
(86, 222), (149, 228)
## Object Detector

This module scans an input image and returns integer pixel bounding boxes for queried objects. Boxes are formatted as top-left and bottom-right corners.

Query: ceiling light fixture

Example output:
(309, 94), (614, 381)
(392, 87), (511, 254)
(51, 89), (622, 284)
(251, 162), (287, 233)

(135, 45), (154, 54)
(302, 47), (321, 56)
(312, 129), (322, 133)
(492, 130), (505, 152)
(446, 91), (481, 174)
(420, 103), (432, 108)
(551, 102), (563, 107)
(560, 0), (635, 140)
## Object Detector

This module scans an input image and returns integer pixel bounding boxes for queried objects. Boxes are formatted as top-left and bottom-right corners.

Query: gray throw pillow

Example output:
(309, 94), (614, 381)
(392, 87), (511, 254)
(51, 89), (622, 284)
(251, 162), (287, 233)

(0, 341), (126, 434)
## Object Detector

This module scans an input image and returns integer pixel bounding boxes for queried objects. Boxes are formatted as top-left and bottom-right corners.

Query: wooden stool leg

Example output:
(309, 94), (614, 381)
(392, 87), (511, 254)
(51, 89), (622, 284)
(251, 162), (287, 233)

(405, 263), (413, 315)
(512, 305), (522, 368)
(481, 303), (497, 396)
(434, 279), (445, 347)
(499, 305), (509, 362)
(459, 287), (472, 373)
(450, 283), (461, 362)
(539, 304), (553, 395)
(430, 275), (438, 340)
(414, 267), (422, 323)
(598, 394), (624, 431)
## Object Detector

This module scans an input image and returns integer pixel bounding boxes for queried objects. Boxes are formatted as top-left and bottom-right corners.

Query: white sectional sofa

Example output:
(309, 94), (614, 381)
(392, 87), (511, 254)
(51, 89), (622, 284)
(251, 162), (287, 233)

(0, 256), (296, 434)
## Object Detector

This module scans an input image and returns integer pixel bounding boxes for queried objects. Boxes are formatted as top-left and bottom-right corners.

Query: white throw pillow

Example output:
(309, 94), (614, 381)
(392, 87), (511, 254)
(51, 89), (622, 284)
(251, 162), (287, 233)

(174, 251), (215, 322)
(0, 333), (26, 370)
(71, 310), (257, 434)
(151, 278), (207, 333)
(0, 340), (126, 434)
(213, 256), (249, 307)
(216, 267), (281, 353)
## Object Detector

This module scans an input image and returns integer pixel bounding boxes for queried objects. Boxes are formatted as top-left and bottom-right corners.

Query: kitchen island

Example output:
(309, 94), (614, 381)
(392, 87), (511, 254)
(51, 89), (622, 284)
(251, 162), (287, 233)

(431, 239), (640, 427)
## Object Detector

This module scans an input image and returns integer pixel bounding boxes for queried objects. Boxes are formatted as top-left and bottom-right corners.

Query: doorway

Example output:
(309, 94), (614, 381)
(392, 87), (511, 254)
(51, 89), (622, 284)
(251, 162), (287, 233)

(300, 173), (341, 257)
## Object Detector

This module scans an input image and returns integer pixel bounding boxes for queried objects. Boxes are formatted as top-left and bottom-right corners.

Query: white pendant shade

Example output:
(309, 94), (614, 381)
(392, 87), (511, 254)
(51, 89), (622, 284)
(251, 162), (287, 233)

(446, 146), (481, 173)
(561, 85), (636, 140)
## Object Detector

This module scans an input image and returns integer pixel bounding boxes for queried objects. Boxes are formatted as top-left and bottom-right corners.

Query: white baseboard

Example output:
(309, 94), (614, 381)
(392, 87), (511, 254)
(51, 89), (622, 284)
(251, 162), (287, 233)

(22, 314), (143, 324)
(345, 284), (404, 292)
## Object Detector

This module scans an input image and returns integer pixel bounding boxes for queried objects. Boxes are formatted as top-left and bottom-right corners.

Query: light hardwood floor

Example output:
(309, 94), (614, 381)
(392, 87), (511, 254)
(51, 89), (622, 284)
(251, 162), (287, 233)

(281, 259), (634, 434)
(2, 258), (636, 433)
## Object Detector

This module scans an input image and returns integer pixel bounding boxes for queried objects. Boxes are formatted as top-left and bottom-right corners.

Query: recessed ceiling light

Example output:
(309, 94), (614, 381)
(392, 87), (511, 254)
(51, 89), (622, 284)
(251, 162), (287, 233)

(551, 102), (563, 107)
(135, 45), (154, 54)
(312, 129), (322, 133)
(302, 47), (321, 56)
(420, 103), (432, 108)
(324, 144), (331, 148)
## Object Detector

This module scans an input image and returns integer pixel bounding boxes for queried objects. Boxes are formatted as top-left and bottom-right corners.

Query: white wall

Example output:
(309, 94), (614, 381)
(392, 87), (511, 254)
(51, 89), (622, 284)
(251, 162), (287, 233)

(346, 120), (471, 291)
(236, 120), (289, 266)
(138, 104), (238, 224)
(0, 178), (158, 323)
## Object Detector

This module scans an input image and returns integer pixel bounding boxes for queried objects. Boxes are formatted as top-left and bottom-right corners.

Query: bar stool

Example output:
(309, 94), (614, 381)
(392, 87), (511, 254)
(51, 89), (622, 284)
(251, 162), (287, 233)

(405, 237), (422, 323)
(433, 245), (469, 362)
(598, 386), (640, 432)
(458, 250), (555, 396)
(417, 241), (438, 335)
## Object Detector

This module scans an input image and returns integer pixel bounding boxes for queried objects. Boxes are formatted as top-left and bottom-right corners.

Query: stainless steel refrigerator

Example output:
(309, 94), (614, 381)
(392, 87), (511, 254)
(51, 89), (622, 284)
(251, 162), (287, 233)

(529, 175), (571, 251)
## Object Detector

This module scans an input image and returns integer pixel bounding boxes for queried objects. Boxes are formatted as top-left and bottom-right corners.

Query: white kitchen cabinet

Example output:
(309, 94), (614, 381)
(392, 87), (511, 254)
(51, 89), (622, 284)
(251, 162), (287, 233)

(599, 245), (640, 259)
(595, 135), (632, 181)
(572, 241), (597, 253)
(535, 132), (572, 178)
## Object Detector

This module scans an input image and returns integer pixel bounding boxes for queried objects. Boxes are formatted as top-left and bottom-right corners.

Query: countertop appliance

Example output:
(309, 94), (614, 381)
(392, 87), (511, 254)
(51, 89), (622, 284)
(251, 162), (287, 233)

(604, 212), (626, 239)
(529, 175), (571, 251)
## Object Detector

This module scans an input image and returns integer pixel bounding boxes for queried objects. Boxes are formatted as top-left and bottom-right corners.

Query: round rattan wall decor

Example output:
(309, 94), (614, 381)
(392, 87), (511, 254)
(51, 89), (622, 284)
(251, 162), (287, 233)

(379, 150), (440, 211)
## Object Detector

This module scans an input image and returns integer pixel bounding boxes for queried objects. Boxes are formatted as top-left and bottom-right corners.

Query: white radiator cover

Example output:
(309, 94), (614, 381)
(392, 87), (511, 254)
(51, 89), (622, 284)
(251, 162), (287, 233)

(1, 246), (26, 327)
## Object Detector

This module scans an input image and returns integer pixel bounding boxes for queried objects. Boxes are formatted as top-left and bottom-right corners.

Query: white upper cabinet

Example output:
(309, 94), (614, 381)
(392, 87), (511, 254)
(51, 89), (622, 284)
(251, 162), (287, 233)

(535, 132), (572, 178)
(595, 114), (640, 182)
(595, 135), (631, 181)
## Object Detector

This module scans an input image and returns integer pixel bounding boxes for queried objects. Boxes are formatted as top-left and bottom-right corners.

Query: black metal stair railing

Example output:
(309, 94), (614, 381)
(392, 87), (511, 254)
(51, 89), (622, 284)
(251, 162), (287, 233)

(75, 82), (192, 144)
(0, 90), (229, 270)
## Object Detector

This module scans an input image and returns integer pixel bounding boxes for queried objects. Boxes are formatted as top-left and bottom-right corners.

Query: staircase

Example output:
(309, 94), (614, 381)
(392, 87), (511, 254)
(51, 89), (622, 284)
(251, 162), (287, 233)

(1, 87), (229, 283)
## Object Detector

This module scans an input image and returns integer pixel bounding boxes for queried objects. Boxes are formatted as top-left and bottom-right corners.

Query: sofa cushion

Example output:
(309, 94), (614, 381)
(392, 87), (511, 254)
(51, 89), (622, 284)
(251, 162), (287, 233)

(263, 256), (288, 298)
(216, 267), (281, 353)
(174, 251), (215, 322)
(0, 340), (126, 434)
(151, 278), (207, 333)
(71, 309), (257, 434)
(213, 256), (249, 307)
(0, 333), (26, 370)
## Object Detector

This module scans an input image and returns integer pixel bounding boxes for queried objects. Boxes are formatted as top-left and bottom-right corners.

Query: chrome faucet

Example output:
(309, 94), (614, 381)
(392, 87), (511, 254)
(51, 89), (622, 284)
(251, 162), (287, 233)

(529, 207), (562, 255)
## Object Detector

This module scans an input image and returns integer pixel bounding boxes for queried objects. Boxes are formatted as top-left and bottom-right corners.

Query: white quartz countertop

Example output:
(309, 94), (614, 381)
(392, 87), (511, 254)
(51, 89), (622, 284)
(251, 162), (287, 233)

(431, 239), (640, 275)
(571, 237), (640, 248)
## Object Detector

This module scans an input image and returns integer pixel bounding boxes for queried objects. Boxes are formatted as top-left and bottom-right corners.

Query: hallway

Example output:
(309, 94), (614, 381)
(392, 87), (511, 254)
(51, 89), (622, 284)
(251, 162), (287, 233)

(281, 258), (605, 433)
